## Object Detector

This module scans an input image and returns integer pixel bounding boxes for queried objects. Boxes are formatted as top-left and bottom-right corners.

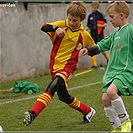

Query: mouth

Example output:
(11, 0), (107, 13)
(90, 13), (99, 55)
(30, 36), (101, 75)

(111, 22), (114, 25)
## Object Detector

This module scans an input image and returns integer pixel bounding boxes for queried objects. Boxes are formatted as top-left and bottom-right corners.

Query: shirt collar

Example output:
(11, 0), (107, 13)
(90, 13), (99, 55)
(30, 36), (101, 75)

(118, 23), (129, 31)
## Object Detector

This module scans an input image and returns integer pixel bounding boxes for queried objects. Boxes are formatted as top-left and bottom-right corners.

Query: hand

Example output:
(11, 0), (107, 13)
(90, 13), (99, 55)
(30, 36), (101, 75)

(78, 48), (88, 58)
(85, 27), (89, 31)
(56, 28), (66, 37)
(97, 23), (107, 28)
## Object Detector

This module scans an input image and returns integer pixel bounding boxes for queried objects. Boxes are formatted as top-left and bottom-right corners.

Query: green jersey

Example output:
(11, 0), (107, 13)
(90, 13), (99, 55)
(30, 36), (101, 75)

(97, 23), (133, 95)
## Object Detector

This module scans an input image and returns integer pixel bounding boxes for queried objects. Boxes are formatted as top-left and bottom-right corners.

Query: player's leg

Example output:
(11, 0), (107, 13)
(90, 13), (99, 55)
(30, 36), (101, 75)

(108, 80), (131, 132)
(90, 31), (97, 68)
(111, 96), (131, 132)
(104, 81), (131, 132)
(57, 85), (73, 104)
(102, 52), (109, 63)
(23, 75), (64, 126)
(102, 92), (121, 131)
(91, 56), (97, 68)
(57, 85), (96, 124)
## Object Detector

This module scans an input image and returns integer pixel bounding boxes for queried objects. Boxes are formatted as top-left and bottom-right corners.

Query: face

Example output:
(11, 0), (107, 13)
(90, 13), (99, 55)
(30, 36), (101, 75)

(91, 6), (98, 12)
(108, 7), (123, 28)
(67, 14), (81, 30)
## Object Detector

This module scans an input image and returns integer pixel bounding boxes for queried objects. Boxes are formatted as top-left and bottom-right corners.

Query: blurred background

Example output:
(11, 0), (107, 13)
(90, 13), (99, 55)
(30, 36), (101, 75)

(0, 1), (133, 83)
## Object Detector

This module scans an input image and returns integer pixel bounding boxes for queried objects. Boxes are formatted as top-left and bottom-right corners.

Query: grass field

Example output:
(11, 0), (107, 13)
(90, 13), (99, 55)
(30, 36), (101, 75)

(0, 68), (133, 132)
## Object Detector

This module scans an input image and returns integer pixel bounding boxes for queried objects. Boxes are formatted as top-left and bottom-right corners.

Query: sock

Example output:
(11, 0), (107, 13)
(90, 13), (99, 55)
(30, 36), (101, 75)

(68, 97), (91, 114)
(30, 92), (52, 116)
(111, 97), (130, 123)
(104, 106), (121, 129)
(91, 56), (97, 67)
(102, 52), (109, 60)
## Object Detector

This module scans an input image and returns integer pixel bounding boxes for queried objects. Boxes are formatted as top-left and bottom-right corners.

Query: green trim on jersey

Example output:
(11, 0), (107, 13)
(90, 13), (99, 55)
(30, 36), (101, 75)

(97, 23), (133, 96)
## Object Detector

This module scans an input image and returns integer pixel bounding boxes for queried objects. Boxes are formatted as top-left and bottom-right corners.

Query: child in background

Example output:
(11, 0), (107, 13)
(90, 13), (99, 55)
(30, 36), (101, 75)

(86, 1), (109, 67)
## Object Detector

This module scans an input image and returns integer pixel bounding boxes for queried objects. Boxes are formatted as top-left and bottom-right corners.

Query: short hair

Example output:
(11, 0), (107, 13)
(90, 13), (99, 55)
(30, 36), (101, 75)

(107, 1), (130, 18)
(91, 1), (99, 8)
(67, 1), (86, 21)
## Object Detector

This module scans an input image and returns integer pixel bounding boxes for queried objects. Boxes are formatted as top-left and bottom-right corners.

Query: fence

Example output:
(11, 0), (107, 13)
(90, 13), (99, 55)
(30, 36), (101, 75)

(0, 3), (133, 82)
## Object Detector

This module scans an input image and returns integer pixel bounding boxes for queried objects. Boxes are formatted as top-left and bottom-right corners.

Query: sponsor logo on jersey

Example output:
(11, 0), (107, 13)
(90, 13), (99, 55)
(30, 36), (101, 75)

(66, 38), (74, 42)
(76, 43), (82, 50)
(114, 45), (123, 50)
(115, 36), (120, 40)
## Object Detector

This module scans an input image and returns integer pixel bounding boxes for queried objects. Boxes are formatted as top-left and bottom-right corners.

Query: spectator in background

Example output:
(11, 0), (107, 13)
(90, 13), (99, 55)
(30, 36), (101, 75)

(86, 1), (109, 67)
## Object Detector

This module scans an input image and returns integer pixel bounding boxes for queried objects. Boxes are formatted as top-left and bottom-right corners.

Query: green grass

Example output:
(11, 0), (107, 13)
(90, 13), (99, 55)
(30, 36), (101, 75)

(0, 68), (133, 132)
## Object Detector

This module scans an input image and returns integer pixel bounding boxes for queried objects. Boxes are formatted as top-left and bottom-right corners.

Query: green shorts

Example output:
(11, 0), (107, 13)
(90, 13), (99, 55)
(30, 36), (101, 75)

(102, 78), (132, 96)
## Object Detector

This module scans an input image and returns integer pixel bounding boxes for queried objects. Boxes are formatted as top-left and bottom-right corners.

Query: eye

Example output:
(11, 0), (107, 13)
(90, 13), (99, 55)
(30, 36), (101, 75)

(110, 15), (113, 18)
(73, 19), (78, 22)
(68, 18), (71, 21)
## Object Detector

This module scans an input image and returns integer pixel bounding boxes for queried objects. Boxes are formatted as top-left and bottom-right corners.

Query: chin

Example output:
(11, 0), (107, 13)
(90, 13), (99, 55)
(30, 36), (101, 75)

(112, 24), (117, 27)
(71, 27), (75, 30)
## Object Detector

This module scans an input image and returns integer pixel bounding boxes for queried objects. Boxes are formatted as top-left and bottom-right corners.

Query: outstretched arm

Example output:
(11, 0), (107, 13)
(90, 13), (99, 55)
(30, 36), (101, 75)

(85, 46), (100, 56)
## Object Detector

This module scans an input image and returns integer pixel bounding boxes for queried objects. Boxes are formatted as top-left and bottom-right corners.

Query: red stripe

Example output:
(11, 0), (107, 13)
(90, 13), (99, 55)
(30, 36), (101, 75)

(64, 33), (83, 72)
(49, 36), (63, 72)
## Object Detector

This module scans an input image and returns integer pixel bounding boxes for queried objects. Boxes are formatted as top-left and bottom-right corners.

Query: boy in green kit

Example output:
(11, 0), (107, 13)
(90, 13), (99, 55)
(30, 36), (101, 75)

(80, 1), (133, 132)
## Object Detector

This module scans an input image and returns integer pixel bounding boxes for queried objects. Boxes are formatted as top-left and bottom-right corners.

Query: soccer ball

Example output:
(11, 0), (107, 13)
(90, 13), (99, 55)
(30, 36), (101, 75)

(0, 125), (3, 132)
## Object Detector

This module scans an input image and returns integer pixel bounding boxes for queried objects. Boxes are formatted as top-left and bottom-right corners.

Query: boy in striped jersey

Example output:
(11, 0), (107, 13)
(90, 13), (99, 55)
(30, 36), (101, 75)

(23, 1), (96, 126)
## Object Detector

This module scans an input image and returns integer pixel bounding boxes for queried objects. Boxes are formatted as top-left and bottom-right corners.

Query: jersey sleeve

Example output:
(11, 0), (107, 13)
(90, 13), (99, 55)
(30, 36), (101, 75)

(48, 20), (66, 28)
(83, 30), (96, 47)
(46, 20), (66, 43)
(129, 24), (133, 38)
(97, 34), (113, 52)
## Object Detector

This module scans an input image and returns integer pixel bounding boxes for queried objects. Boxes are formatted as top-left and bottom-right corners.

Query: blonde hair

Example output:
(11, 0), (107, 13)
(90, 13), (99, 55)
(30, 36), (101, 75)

(67, 1), (86, 21)
(91, 1), (99, 8)
(107, 1), (130, 18)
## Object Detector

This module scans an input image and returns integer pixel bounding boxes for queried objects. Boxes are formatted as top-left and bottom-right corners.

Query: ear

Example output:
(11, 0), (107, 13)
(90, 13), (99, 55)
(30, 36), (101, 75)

(81, 13), (86, 21)
(120, 12), (125, 19)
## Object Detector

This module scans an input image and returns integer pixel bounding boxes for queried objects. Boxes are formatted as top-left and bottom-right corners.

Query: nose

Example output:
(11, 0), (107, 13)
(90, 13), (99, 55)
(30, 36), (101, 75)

(69, 21), (74, 25)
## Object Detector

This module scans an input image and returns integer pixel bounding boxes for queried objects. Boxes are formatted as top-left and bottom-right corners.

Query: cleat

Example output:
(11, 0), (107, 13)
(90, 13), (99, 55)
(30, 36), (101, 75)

(23, 111), (36, 126)
(82, 107), (96, 124)
(91, 66), (97, 69)
(121, 121), (131, 132)
(111, 128), (121, 132)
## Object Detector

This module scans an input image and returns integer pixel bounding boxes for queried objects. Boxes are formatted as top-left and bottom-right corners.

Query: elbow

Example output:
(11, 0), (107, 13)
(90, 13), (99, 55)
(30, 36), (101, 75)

(41, 24), (47, 31)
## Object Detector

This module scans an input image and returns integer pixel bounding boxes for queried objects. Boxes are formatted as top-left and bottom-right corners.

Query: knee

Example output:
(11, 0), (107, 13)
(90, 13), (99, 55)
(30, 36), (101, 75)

(102, 93), (111, 106)
(46, 75), (64, 95)
(106, 84), (119, 99)
(102, 93), (109, 103)
(106, 89), (117, 99)
(57, 93), (74, 104)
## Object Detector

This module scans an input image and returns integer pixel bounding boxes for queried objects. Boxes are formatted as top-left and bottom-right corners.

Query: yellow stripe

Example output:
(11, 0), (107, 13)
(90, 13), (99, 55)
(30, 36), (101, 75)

(74, 69), (92, 76)
(37, 93), (52, 106)
(37, 99), (48, 106)
(56, 73), (68, 87)
(38, 93), (51, 100)
(69, 98), (80, 108)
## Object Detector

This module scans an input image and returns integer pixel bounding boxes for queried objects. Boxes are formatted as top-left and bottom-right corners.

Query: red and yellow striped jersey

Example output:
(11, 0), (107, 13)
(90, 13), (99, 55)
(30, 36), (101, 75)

(46, 19), (96, 73)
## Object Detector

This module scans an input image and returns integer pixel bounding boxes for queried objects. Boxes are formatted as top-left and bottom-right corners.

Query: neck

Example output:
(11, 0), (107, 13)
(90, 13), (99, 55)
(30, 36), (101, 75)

(119, 19), (128, 28)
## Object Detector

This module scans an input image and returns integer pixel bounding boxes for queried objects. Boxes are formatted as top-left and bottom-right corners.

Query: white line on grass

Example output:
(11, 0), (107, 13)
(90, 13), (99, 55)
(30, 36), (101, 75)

(0, 81), (102, 105)
(68, 81), (102, 90)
